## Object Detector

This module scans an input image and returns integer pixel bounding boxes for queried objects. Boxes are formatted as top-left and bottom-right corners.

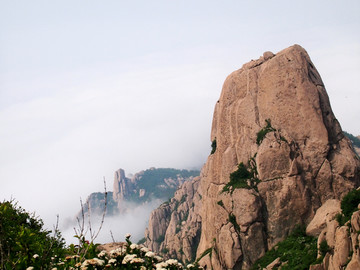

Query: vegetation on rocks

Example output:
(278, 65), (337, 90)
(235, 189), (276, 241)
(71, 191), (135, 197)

(222, 156), (259, 193)
(344, 131), (360, 148)
(256, 119), (276, 145)
(335, 188), (360, 226)
(250, 225), (318, 270)
(210, 139), (217, 155)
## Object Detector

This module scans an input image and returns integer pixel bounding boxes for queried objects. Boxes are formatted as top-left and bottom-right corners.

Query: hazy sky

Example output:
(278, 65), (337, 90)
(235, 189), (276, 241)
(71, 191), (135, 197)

(1, 0), (359, 235)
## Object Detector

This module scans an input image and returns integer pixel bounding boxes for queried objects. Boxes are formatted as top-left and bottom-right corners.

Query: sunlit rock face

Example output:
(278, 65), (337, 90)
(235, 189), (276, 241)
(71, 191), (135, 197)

(145, 45), (360, 269)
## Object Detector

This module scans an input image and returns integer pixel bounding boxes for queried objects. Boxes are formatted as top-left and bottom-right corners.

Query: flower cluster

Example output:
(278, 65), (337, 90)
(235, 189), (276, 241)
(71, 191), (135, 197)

(26, 234), (203, 270)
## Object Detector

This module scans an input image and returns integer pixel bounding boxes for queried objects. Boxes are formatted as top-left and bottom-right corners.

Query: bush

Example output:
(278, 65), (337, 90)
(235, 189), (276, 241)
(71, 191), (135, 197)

(210, 139), (217, 154)
(319, 240), (331, 256)
(256, 119), (276, 145)
(0, 200), (65, 269)
(341, 189), (360, 219)
(222, 161), (260, 193)
(250, 225), (318, 270)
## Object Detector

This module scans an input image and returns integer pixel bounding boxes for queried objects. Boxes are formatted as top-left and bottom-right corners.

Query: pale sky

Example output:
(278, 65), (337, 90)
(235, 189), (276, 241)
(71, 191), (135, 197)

(1, 0), (359, 233)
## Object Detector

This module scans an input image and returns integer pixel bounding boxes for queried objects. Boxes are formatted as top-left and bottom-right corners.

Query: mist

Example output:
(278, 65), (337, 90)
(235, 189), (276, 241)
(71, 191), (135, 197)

(60, 199), (163, 245)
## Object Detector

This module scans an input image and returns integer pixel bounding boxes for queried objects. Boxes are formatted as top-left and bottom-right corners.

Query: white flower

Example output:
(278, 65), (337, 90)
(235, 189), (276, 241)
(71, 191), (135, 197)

(51, 268), (57, 270)
(32, 254), (39, 259)
(125, 233), (131, 238)
(155, 262), (168, 269)
(140, 246), (149, 253)
(154, 255), (163, 262)
(145, 251), (155, 258)
(166, 259), (178, 265)
(82, 258), (105, 266)
(130, 257), (145, 264)
(108, 258), (117, 264)
(26, 267), (34, 270)
(110, 247), (126, 257)
(140, 266), (147, 270)
(97, 250), (107, 258)
(187, 263), (195, 268)
(130, 243), (139, 250)
(122, 254), (137, 264)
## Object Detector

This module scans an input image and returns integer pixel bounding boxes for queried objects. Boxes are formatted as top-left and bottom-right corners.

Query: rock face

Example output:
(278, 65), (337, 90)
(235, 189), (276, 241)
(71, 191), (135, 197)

(145, 45), (360, 269)
(145, 178), (202, 263)
(307, 200), (360, 270)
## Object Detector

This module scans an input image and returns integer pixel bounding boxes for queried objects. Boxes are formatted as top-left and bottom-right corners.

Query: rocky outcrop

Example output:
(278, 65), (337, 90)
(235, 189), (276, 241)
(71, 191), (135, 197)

(145, 177), (202, 264)
(145, 45), (360, 269)
(308, 202), (360, 270)
(80, 167), (199, 217)
(113, 169), (134, 203)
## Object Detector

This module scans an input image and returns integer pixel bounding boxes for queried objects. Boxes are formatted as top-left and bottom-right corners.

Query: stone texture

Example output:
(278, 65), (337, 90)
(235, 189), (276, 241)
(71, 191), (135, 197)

(306, 199), (341, 236)
(144, 45), (360, 269)
(311, 209), (360, 270)
(145, 178), (202, 263)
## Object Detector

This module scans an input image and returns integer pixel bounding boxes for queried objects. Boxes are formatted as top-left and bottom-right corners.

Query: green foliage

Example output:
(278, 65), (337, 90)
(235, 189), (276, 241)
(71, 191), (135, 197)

(217, 200), (224, 208)
(0, 200), (65, 269)
(344, 131), (360, 148)
(319, 240), (331, 256)
(222, 159), (259, 193)
(211, 139), (217, 154)
(341, 189), (360, 219)
(156, 234), (165, 243)
(222, 162), (251, 192)
(335, 213), (347, 226)
(180, 194), (187, 204)
(137, 237), (146, 245)
(132, 168), (200, 203)
(335, 189), (360, 226)
(256, 119), (276, 145)
(228, 213), (240, 233)
(250, 225), (318, 270)
(196, 247), (213, 263)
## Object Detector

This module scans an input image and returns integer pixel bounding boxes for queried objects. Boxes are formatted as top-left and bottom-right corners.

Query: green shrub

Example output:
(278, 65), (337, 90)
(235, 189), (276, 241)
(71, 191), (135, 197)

(256, 119), (276, 145)
(211, 139), (217, 154)
(217, 200), (224, 208)
(222, 160), (259, 193)
(335, 213), (347, 226)
(0, 200), (65, 269)
(137, 237), (146, 245)
(319, 240), (331, 256)
(250, 225), (318, 270)
(156, 234), (165, 243)
(228, 213), (240, 233)
(341, 189), (360, 219)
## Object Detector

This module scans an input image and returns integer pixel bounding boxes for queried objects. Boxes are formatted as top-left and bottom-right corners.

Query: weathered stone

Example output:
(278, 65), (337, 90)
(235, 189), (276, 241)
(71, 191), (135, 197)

(265, 257), (281, 270)
(306, 199), (341, 236)
(351, 210), (360, 232)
